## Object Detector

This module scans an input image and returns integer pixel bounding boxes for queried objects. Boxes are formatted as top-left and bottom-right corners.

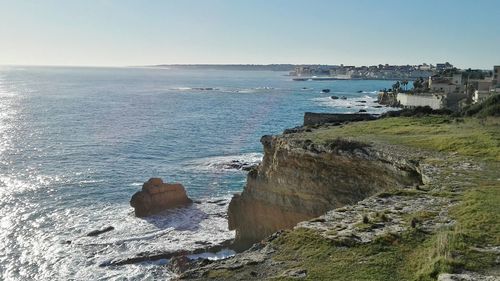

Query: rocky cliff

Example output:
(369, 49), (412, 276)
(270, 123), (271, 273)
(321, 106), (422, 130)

(228, 134), (422, 250)
(177, 116), (499, 280)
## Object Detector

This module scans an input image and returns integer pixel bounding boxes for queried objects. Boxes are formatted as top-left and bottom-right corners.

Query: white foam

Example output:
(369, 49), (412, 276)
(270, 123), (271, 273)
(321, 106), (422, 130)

(168, 86), (282, 94)
(60, 197), (234, 280)
(170, 87), (192, 91)
(185, 152), (263, 173)
(312, 95), (398, 114)
(188, 248), (236, 261)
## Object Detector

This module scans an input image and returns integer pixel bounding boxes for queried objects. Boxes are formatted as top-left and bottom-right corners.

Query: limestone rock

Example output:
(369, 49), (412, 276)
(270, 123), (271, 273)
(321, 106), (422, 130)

(438, 272), (500, 281)
(228, 135), (423, 250)
(130, 178), (192, 217)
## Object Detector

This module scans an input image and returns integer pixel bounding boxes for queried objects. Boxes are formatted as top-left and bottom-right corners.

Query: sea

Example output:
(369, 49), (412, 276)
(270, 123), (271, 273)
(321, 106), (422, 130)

(0, 66), (397, 280)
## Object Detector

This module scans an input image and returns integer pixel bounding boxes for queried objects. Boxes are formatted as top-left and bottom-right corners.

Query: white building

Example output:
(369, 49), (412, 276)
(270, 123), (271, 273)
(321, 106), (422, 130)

(397, 93), (446, 110)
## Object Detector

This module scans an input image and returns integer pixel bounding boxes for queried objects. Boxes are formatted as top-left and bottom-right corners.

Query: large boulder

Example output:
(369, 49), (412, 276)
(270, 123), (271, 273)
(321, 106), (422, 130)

(130, 178), (193, 217)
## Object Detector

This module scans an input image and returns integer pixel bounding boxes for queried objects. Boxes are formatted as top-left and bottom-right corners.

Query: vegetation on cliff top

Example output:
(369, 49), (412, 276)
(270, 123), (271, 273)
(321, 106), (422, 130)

(271, 161), (499, 280)
(271, 115), (499, 280)
(186, 115), (499, 280)
(300, 116), (500, 161)
(462, 94), (500, 117)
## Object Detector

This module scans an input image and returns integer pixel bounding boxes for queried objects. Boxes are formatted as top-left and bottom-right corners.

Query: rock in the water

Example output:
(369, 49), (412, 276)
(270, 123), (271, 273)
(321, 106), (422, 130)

(130, 178), (192, 217)
(216, 160), (259, 171)
(330, 95), (339, 100)
(86, 226), (114, 237)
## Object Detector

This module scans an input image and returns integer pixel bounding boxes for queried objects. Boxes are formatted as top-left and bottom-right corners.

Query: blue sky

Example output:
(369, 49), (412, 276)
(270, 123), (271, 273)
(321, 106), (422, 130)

(0, 0), (499, 68)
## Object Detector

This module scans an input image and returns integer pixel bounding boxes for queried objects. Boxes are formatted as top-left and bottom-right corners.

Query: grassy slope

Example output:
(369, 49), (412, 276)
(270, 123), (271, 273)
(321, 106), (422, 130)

(301, 116), (500, 161)
(270, 116), (499, 280)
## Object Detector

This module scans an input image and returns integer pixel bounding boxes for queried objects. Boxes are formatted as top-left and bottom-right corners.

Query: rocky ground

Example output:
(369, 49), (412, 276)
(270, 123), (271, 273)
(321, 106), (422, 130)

(173, 116), (499, 280)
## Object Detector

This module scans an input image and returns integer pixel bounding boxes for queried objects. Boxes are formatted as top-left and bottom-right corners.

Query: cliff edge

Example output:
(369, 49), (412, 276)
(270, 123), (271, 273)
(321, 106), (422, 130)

(228, 135), (422, 250)
(178, 116), (499, 280)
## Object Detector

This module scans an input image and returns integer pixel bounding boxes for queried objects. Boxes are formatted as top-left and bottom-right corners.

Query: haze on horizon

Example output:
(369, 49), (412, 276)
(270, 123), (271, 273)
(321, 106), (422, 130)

(1, 0), (499, 69)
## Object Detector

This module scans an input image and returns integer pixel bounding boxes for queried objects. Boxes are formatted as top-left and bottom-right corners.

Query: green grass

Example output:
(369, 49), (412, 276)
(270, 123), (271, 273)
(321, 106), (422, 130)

(299, 116), (500, 161)
(271, 228), (450, 281)
(271, 176), (499, 281)
(268, 116), (500, 280)
(447, 171), (500, 271)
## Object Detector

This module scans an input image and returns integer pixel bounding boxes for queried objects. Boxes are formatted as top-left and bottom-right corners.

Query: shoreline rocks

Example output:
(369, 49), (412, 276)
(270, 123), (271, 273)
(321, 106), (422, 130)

(130, 178), (193, 217)
(176, 141), (479, 280)
(100, 238), (234, 267)
(215, 160), (259, 171)
(86, 226), (114, 237)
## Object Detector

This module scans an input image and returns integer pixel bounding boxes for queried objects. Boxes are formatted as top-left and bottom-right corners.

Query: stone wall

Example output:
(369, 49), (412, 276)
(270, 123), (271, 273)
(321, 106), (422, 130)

(396, 93), (445, 110)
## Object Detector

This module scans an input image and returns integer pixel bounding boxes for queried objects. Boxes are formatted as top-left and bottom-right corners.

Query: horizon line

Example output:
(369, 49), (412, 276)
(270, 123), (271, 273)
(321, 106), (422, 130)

(1, 63), (496, 70)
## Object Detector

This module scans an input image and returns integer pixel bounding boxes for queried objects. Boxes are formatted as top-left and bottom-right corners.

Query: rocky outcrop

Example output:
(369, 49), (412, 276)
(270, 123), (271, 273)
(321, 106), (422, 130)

(100, 239), (233, 267)
(130, 178), (192, 217)
(177, 150), (496, 280)
(86, 226), (114, 237)
(227, 135), (423, 250)
(377, 91), (399, 107)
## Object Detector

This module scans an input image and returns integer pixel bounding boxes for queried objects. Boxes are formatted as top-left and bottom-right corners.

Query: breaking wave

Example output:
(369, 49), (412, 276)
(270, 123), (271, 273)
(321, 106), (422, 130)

(185, 152), (263, 173)
(312, 95), (398, 114)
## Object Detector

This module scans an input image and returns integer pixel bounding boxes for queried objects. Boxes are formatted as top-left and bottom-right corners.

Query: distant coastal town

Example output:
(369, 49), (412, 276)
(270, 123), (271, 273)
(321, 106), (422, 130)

(288, 62), (500, 112)
(290, 62), (453, 80)
(154, 62), (455, 80)
(154, 63), (500, 112)
(373, 64), (500, 111)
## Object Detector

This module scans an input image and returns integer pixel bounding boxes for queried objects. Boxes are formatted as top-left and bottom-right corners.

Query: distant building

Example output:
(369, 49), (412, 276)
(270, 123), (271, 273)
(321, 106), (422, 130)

(493, 66), (500, 88)
(429, 74), (462, 94)
(469, 77), (493, 92)
(436, 62), (454, 71)
(469, 66), (500, 103)
(294, 66), (312, 77)
(329, 68), (347, 76)
(418, 64), (432, 71)
(410, 70), (433, 79)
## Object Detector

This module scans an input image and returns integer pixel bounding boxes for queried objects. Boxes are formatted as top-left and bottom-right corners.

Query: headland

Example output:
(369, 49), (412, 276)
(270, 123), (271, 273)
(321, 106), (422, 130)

(175, 95), (500, 280)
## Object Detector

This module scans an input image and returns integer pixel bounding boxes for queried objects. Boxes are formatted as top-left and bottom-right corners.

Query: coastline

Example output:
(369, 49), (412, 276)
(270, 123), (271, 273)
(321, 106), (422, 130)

(174, 114), (499, 280)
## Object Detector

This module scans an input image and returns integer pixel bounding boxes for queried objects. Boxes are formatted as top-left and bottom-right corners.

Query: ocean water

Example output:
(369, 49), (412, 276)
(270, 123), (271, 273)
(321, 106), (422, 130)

(0, 66), (397, 280)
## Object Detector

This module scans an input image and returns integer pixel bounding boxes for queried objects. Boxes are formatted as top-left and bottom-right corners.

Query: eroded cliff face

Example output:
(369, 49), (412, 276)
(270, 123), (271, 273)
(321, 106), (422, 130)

(228, 135), (422, 250)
